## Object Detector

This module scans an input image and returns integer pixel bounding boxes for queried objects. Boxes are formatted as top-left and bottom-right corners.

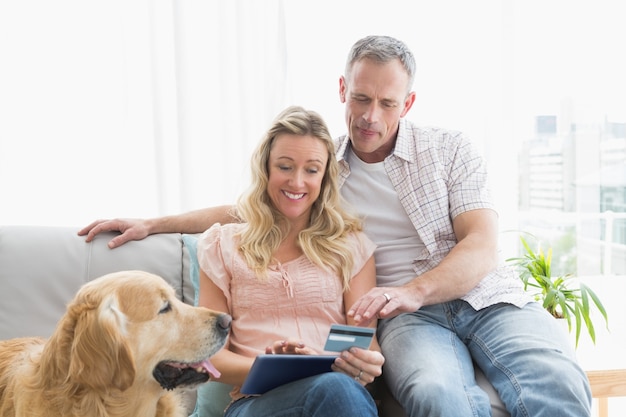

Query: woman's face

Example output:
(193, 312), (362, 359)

(267, 133), (328, 228)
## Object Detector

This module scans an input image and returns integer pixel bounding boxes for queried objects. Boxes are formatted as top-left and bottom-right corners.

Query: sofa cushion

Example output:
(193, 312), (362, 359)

(190, 381), (233, 417)
(182, 233), (200, 306)
(0, 225), (189, 339)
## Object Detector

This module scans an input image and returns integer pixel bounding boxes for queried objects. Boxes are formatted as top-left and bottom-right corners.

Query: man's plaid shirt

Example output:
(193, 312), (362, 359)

(335, 118), (531, 310)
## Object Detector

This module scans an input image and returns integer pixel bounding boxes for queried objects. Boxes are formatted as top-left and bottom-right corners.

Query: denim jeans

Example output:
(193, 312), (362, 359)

(224, 372), (378, 417)
(378, 301), (591, 417)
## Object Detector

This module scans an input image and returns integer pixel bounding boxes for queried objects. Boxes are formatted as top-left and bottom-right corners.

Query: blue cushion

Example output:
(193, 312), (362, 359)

(189, 381), (233, 417)
(182, 234), (200, 306)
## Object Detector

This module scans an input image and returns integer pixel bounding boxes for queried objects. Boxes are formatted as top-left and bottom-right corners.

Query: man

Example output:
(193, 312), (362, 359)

(80, 35), (591, 416)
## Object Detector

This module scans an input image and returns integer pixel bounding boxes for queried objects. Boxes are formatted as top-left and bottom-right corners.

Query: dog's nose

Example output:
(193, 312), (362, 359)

(218, 313), (232, 330)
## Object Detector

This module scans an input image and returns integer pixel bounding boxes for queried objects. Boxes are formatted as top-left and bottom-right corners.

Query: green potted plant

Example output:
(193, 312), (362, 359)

(506, 234), (609, 348)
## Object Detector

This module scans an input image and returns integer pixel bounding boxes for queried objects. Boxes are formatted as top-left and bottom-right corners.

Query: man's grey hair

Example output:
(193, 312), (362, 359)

(345, 35), (416, 92)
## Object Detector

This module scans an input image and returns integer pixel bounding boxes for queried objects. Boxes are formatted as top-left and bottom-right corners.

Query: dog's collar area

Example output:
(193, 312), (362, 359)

(153, 361), (211, 391)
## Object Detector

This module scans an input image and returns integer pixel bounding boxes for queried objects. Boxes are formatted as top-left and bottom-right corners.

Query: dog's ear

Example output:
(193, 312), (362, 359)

(68, 294), (136, 391)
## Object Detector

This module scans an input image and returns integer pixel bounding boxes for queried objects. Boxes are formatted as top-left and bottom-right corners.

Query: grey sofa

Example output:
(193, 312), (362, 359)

(0, 225), (509, 417)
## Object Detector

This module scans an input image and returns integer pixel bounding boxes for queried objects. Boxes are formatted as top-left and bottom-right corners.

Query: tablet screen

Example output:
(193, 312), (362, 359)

(240, 354), (337, 395)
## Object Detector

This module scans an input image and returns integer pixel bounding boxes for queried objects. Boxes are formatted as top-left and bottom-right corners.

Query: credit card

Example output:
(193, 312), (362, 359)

(323, 324), (375, 352)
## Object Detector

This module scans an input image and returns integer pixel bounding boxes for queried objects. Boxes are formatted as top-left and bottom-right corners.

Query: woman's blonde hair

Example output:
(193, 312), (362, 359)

(236, 105), (362, 290)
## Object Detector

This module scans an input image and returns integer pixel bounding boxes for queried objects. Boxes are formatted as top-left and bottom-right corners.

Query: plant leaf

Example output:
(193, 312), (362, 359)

(507, 234), (609, 348)
(581, 283), (609, 328)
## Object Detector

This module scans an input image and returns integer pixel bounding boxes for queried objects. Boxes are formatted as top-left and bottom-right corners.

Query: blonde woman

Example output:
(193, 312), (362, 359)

(196, 106), (383, 417)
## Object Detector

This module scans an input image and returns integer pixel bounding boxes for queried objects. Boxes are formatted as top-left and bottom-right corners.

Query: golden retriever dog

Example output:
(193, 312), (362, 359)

(0, 270), (231, 417)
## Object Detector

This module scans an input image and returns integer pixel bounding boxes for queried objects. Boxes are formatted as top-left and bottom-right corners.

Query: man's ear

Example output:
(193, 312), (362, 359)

(339, 76), (347, 103)
(400, 91), (416, 118)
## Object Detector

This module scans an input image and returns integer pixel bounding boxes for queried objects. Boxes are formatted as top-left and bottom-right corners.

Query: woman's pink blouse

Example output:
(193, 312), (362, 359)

(197, 223), (376, 358)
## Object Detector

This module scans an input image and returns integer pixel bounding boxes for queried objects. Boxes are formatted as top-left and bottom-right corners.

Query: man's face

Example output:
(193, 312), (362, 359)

(339, 58), (415, 163)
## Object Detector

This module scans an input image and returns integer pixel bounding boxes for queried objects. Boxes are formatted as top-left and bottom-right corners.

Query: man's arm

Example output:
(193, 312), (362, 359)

(400, 208), (499, 306)
(78, 205), (237, 249)
(348, 208), (500, 323)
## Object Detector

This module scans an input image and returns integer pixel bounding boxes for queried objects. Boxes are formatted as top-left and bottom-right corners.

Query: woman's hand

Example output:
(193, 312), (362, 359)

(265, 339), (319, 355)
(332, 347), (384, 386)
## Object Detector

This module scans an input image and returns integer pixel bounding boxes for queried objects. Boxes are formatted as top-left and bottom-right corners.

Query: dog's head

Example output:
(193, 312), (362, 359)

(58, 270), (230, 392)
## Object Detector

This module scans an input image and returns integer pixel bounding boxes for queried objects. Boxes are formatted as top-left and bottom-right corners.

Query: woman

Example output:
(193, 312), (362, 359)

(196, 106), (383, 417)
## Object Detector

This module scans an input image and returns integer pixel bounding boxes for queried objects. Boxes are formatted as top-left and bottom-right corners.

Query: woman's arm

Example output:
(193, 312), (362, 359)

(342, 255), (379, 348)
(333, 255), (384, 385)
(198, 268), (253, 386)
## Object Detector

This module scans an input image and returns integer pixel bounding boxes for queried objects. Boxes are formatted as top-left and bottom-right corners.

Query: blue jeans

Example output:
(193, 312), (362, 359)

(225, 372), (378, 417)
(378, 301), (591, 417)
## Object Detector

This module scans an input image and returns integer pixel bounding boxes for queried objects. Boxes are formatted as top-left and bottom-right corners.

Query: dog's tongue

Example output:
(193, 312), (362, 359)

(195, 359), (221, 379)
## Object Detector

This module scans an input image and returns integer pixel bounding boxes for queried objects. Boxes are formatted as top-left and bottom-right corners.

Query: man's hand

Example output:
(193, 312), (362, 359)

(347, 286), (423, 326)
(78, 218), (150, 248)
(332, 347), (384, 386)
